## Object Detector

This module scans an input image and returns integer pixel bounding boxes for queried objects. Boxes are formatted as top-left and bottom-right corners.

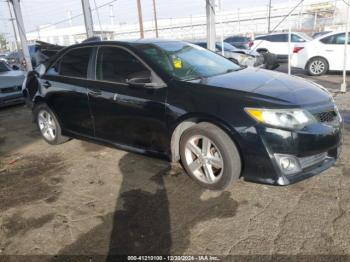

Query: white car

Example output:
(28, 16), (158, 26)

(292, 31), (350, 76)
(251, 32), (312, 62)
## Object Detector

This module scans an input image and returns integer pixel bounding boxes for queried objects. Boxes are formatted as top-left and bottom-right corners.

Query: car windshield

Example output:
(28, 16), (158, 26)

(136, 41), (241, 81)
(216, 42), (237, 52)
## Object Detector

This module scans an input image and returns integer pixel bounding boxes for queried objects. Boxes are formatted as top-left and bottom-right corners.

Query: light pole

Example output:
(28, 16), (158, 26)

(341, 0), (350, 93)
(10, 0), (32, 71)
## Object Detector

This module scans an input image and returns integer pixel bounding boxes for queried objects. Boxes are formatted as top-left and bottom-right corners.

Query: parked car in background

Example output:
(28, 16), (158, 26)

(312, 31), (332, 38)
(194, 41), (279, 70)
(23, 40), (342, 190)
(0, 60), (25, 107)
(0, 53), (8, 62)
(194, 41), (263, 67)
(251, 32), (312, 62)
(6, 51), (23, 68)
(224, 36), (253, 49)
(292, 31), (350, 76)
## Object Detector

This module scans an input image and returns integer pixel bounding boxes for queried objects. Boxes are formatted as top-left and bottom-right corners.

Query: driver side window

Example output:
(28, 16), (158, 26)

(96, 46), (151, 84)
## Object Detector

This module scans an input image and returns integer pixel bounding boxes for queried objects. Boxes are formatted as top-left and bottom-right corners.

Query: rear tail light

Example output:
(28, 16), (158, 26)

(293, 47), (304, 53)
(248, 41), (254, 47)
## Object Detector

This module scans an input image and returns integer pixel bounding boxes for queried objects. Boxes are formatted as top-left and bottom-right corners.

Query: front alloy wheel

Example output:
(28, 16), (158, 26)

(184, 135), (224, 184)
(180, 122), (241, 190)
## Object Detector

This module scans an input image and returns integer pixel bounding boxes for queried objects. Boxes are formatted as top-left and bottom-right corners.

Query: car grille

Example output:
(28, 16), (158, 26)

(0, 86), (21, 94)
(313, 110), (338, 124)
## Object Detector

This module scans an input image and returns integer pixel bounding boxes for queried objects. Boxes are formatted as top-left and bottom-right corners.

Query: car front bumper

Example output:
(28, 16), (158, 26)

(0, 91), (24, 108)
(238, 119), (343, 186)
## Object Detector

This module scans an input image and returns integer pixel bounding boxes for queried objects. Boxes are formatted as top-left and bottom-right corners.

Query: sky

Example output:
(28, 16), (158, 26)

(0, 0), (287, 40)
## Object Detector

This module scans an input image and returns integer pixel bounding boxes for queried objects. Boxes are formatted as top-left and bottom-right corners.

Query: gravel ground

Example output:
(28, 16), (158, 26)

(0, 67), (350, 261)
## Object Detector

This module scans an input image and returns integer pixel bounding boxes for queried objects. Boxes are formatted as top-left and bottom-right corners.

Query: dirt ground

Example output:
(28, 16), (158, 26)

(1, 68), (350, 261)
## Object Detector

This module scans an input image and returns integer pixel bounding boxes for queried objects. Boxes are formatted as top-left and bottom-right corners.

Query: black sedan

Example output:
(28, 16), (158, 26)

(23, 40), (342, 190)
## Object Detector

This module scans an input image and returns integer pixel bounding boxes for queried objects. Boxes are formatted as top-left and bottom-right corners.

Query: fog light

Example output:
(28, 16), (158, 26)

(274, 154), (302, 175)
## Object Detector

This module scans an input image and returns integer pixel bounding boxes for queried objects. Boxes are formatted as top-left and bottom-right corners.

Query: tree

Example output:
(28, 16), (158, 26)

(0, 34), (8, 50)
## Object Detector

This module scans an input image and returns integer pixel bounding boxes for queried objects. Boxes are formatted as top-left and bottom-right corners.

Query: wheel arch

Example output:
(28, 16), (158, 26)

(169, 113), (244, 169)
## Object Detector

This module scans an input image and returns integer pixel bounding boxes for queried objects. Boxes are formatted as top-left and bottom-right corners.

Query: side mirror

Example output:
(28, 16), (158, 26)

(127, 77), (151, 87)
(12, 65), (19, 70)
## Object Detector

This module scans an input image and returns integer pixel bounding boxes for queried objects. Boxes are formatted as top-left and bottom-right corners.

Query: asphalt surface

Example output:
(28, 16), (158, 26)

(1, 67), (350, 261)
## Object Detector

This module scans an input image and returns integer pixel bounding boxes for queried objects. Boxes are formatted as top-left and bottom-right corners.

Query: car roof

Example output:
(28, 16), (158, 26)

(256, 31), (303, 37)
(317, 31), (345, 39)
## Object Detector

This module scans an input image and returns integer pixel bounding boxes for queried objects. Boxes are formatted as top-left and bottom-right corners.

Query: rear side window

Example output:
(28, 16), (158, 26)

(96, 47), (150, 83)
(268, 34), (288, 42)
(291, 34), (306, 42)
(59, 47), (92, 78)
(320, 33), (350, 44)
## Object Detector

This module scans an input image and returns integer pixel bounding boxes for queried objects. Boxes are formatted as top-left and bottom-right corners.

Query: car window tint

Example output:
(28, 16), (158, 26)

(291, 34), (305, 42)
(59, 47), (92, 78)
(96, 47), (150, 84)
(320, 33), (350, 44)
(269, 34), (287, 42)
(0, 62), (10, 72)
(320, 35), (334, 44)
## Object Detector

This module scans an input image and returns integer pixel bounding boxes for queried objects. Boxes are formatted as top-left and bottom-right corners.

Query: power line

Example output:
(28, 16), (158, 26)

(26, 0), (118, 33)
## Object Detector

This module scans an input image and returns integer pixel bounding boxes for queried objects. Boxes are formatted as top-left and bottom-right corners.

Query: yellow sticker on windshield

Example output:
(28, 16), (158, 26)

(173, 58), (183, 69)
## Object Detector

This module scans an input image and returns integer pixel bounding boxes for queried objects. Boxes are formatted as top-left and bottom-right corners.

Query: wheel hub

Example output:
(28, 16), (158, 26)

(184, 135), (224, 184)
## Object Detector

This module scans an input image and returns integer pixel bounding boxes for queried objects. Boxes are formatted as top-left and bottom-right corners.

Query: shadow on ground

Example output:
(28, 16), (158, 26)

(55, 153), (238, 257)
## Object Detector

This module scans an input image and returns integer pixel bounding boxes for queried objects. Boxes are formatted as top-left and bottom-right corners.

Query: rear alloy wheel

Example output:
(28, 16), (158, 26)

(180, 122), (241, 190)
(307, 57), (328, 76)
(38, 110), (57, 142)
(34, 104), (69, 145)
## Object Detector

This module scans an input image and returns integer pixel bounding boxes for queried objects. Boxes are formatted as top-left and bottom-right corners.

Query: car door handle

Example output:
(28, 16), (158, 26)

(42, 80), (51, 88)
(88, 88), (102, 96)
(113, 93), (119, 101)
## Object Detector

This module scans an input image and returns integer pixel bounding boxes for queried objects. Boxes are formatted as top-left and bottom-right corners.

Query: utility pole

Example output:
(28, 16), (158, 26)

(109, 4), (115, 26)
(67, 10), (73, 26)
(152, 0), (159, 38)
(267, 0), (272, 33)
(7, 0), (19, 51)
(10, 0), (32, 71)
(341, 0), (350, 93)
(206, 0), (216, 51)
(81, 0), (94, 38)
(136, 0), (144, 38)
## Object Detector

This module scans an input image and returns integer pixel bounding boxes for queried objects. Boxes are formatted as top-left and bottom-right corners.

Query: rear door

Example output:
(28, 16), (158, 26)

(88, 46), (168, 153)
(319, 33), (350, 70)
(42, 47), (94, 136)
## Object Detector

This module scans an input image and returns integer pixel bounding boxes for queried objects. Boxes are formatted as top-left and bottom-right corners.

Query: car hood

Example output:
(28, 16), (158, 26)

(200, 67), (332, 106)
(0, 70), (25, 88)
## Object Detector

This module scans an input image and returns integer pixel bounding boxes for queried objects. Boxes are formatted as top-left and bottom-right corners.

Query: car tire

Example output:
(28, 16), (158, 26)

(307, 57), (328, 76)
(34, 103), (69, 145)
(179, 122), (241, 190)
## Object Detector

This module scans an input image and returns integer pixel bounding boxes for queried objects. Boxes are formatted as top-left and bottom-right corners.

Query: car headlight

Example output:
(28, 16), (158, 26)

(245, 108), (317, 130)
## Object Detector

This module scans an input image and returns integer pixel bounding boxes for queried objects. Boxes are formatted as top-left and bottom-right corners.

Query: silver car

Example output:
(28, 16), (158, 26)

(0, 61), (25, 107)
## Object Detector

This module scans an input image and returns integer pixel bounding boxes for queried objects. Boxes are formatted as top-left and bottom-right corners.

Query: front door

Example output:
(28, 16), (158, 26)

(88, 46), (168, 153)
